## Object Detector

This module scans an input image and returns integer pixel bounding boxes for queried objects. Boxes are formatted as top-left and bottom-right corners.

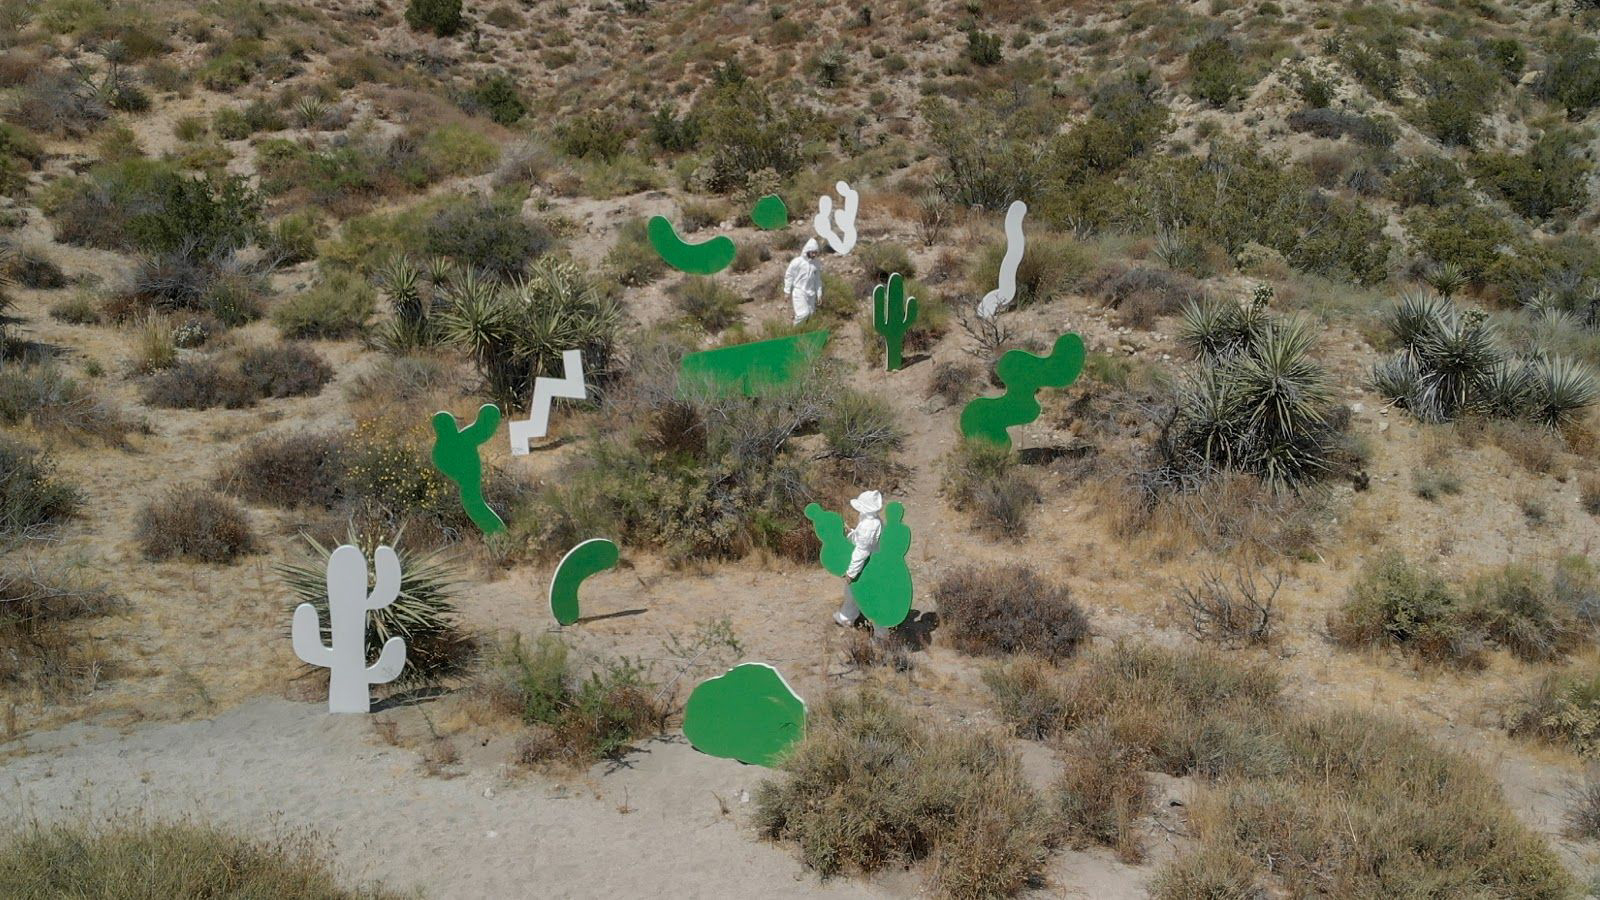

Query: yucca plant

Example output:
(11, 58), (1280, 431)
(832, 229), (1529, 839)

(1383, 291), (1456, 356)
(1412, 309), (1502, 422)
(1422, 262), (1469, 298)
(1177, 284), (1273, 364)
(372, 256), (432, 352)
(294, 95), (328, 129)
(279, 527), (476, 687)
(1525, 355), (1599, 428)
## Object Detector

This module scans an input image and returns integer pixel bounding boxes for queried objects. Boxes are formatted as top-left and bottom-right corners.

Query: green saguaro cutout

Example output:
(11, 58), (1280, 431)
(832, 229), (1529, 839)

(683, 663), (806, 767)
(958, 333), (1085, 450)
(648, 215), (736, 275)
(803, 501), (914, 628)
(430, 404), (505, 536)
(548, 538), (619, 626)
(679, 330), (830, 396)
(873, 273), (918, 371)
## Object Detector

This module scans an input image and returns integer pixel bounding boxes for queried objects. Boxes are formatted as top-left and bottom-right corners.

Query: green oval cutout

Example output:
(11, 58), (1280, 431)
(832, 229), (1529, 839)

(683, 663), (806, 767)
(548, 538), (619, 626)
(750, 194), (789, 230)
(648, 215), (736, 275)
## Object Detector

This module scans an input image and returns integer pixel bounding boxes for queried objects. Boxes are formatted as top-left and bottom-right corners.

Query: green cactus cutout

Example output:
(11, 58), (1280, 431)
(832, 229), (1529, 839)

(679, 330), (830, 396)
(872, 273), (918, 371)
(750, 194), (789, 230)
(803, 501), (914, 628)
(958, 333), (1085, 450)
(648, 215), (736, 275)
(548, 538), (618, 626)
(683, 663), (806, 767)
(430, 404), (505, 536)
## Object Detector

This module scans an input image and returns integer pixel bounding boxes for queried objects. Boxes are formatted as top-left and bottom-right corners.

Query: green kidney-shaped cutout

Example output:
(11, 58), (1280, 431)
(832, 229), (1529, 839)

(648, 215), (736, 275)
(548, 538), (619, 625)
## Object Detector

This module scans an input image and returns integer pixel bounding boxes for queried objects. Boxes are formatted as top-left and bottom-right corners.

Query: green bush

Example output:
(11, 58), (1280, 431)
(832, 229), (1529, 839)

(1463, 564), (1581, 663)
(472, 73), (525, 126)
(422, 198), (550, 280)
(1187, 36), (1252, 107)
(41, 160), (261, 258)
(970, 233), (1089, 310)
(1327, 551), (1479, 665)
(670, 277), (740, 334)
(964, 28), (1002, 67)
(1388, 154), (1466, 207)
(405, 0), (462, 36)
(1469, 129), (1590, 221)
(1413, 50), (1499, 147)
(0, 438), (78, 537)
(604, 218), (665, 286)
(273, 271), (375, 339)
(697, 82), (806, 192)
(1402, 204), (1513, 280)
(1535, 32), (1600, 118)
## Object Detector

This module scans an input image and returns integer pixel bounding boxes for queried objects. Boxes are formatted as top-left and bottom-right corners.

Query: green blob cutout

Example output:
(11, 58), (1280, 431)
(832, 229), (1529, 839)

(679, 330), (830, 396)
(750, 194), (789, 230)
(430, 404), (505, 536)
(548, 538), (619, 626)
(648, 215), (736, 275)
(683, 663), (806, 767)
(958, 333), (1086, 450)
(872, 273), (918, 371)
(803, 501), (914, 628)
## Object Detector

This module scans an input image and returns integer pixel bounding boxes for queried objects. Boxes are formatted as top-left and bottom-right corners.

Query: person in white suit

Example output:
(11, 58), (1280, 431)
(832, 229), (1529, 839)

(783, 237), (823, 325)
(834, 490), (883, 628)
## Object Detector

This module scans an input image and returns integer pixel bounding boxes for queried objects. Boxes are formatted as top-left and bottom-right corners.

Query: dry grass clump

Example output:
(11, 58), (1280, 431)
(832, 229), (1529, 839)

(141, 344), (332, 410)
(0, 437), (79, 538)
(135, 487), (256, 564)
(753, 690), (1051, 899)
(0, 820), (402, 898)
(941, 439), (1039, 540)
(0, 562), (120, 701)
(474, 635), (664, 766)
(935, 564), (1089, 662)
(219, 430), (346, 510)
(0, 364), (139, 447)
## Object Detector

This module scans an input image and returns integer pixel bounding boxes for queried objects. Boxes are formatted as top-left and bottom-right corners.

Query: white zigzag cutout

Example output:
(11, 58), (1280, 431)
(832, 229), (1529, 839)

(509, 349), (586, 455)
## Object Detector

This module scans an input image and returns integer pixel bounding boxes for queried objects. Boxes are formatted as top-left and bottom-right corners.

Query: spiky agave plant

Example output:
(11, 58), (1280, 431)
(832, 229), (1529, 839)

(279, 527), (476, 687)
(1372, 353), (1425, 413)
(1422, 262), (1468, 298)
(1382, 291), (1455, 357)
(1226, 319), (1334, 487)
(1524, 355), (1599, 428)
(372, 256), (431, 352)
(1412, 309), (1504, 422)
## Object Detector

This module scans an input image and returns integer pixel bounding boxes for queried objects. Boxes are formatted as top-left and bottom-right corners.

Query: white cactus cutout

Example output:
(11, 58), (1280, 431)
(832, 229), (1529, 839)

(509, 349), (586, 455)
(977, 201), (1027, 320)
(812, 181), (859, 255)
(292, 544), (407, 714)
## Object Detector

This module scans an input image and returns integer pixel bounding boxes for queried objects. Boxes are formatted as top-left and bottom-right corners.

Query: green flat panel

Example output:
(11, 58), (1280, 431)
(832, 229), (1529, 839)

(750, 194), (789, 230)
(683, 663), (806, 767)
(648, 215), (736, 275)
(430, 404), (505, 536)
(679, 330), (830, 396)
(958, 333), (1085, 450)
(872, 273), (918, 371)
(803, 501), (913, 628)
(548, 538), (619, 626)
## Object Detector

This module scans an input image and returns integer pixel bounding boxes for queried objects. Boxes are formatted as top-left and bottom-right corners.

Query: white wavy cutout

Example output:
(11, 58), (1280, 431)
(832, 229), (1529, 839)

(509, 349), (586, 455)
(813, 181), (859, 255)
(977, 200), (1027, 320)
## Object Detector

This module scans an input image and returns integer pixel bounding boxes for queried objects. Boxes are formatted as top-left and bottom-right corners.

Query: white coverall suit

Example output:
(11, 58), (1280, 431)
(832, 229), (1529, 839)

(783, 238), (823, 325)
(835, 490), (883, 628)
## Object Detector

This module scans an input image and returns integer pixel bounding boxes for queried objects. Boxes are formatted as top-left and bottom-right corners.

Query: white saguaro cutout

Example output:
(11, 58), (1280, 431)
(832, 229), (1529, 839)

(813, 181), (859, 255)
(978, 200), (1027, 320)
(509, 349), (586, 455)
(292, 544), (407, 714)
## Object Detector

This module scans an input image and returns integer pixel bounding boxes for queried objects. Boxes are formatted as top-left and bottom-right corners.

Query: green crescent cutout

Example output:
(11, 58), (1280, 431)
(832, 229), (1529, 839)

(548, 538), (619, 626)
(683, 663), (806, 767)
(750, 194), (789, 230)
(648, 215), (736, 275)
(679, 330), (830, 396)
(873, 273), (918, 371)
(958, 333), (1085, 450)
(430, 404), (505, 536)
(803, 501), (914, 628)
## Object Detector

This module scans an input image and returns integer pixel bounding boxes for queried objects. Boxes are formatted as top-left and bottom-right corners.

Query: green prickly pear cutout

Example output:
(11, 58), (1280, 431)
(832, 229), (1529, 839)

(958, 333), (1085, 450)
(648, 215), (736, 275)
(683, 663), (806, 767)
(872, 273), (918, 371)
(750, 194), (789, 230)
(803, 501), (914, 628)
(430, 403), (505, 536)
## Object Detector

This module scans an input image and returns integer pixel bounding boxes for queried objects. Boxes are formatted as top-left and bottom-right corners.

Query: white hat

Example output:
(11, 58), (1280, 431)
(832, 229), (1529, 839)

(849, 490), (883, 515)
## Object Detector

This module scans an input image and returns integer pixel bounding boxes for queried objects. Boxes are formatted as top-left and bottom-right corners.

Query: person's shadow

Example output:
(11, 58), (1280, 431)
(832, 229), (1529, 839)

(893, 609), (939, 650)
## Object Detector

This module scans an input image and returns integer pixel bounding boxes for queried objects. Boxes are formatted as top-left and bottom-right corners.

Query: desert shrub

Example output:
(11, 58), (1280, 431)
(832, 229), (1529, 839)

(925, 99), (1046, 212)
(1463, 563), (1581, 663)
(7, 248), (65, 289)
(1470, 129), (1590, 221)
(120, 251), (267, 326)
(1535, 31), (1600, 118)
(1327, 551), (1480, 666)
(557, 113), (627, 162)
(41, 160), (261, 257)
(697, 81), (806, 192)
(405, 0), (462, 36)
(219, 430), (346, 509)
(1411, 466), (1462, 500)
(280, 529), (476, 686)
(982, 658), (1069, 740)
(264, 212), (320, 265)
(970, 233), (1089, 310)
(437, 259), (619, 409)
(274, 270), (375, 339)
(670, 277), (740, 333)
(941, 439), (1039, 538)
(1086, 263), (1201, 328)
(1413, 49), (1499, 147)
(0, 364), (138, 446)
(1175, 568), (1280, 648)
(139, 358), (254, 410)
(476, 634), (663, 764)
(471, 72), (525, 126)
(1054, 725), (1150, 861)
(649, 103), (701, 152)
(926, 360), (977, 407)
(1388, 154), (1467, 208)
(1187, 35), (1252, 107)
(0, 821), (402, 898)
(236, 343), (333, 399)
(0, 439), (79, 537)
(0, 562), (120, 698)
(753, 690), (1051, 898)
(8, 69), (108, 138)
(49, 292), (101, 325)
(422, 198), (550, 280)
(605, 218), (665, 286)
(135, 487), (256, 563)
(937, 564), (1090, 662)
(1285, 108), (1396, 148)
(964, 28), (1002, 66)
(1566, 780), (1600, 840)
(1403, 204), (1513, 281)
(1509, 664), (1600, 757)
(820, 389), (903, 483)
